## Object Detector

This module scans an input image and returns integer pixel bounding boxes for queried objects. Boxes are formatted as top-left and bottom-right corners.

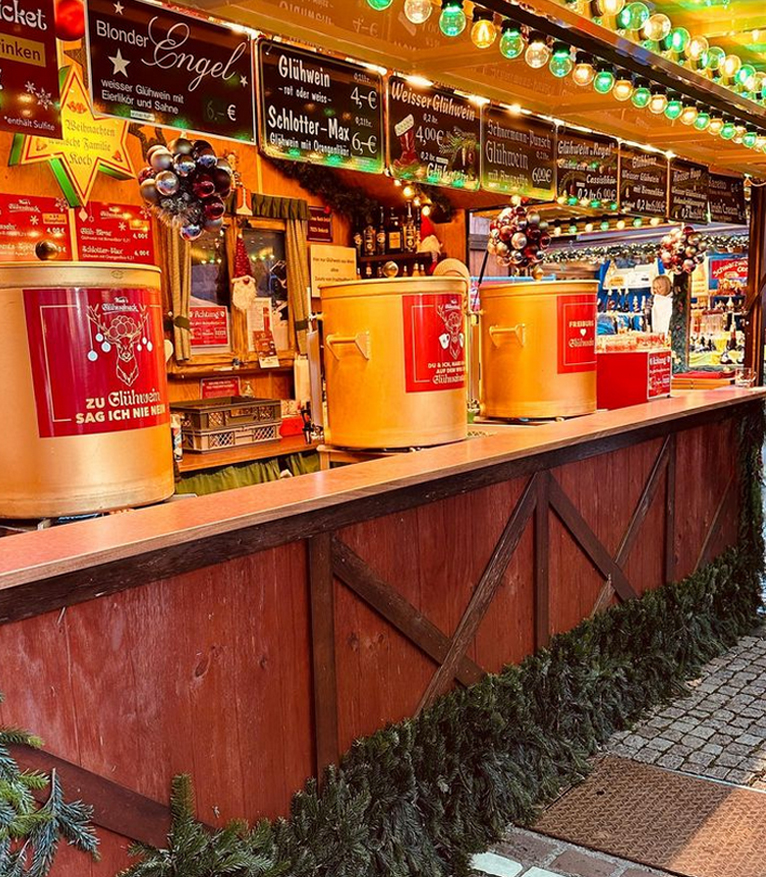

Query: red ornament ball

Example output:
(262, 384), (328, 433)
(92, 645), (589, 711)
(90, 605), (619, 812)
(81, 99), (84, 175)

(55, 0), (85, 41)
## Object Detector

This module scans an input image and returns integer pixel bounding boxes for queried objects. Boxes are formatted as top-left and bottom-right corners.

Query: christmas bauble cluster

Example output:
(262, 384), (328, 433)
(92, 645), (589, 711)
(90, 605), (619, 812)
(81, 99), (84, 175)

(659, 225), (707, 275)
(487, 206), (551, 269)
(138, 139), (232, 242)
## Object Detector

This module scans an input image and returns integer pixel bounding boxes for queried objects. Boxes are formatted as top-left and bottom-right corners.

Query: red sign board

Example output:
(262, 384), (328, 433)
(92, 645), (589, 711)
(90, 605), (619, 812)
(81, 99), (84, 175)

(75, 202), (154, 263)
(0, 0), (61, 138)
(24, 286), (169, 437)
(648, 350), (672, 398)
(308, 206), (333, 243)
(190, 306), (230, 352)
(557, 294), (597, 374)
(710, 257), (748, 282)
(200, 377), (240, 399)
(0, 194), (72, 261)
(402, 293), (465, 393)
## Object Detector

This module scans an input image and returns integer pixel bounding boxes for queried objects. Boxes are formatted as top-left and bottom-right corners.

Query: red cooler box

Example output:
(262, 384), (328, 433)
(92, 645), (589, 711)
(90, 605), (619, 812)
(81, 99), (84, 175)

(597, 349), (672, 410)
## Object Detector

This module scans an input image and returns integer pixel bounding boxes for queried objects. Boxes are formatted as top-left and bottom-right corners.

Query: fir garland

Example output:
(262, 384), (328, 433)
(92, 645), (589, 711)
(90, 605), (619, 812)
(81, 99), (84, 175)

(266, 158), (455, 227)
(123, 405), (765, 877)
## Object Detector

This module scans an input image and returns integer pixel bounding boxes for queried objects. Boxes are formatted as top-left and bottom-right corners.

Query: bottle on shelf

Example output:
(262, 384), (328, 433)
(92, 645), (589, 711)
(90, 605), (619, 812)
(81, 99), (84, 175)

(403, 202), (418, 253)
(363, 214), (376, 257)
(387, 207), (402, 254)
(353, 226), (363, 258)
(376, 206), (387, 256)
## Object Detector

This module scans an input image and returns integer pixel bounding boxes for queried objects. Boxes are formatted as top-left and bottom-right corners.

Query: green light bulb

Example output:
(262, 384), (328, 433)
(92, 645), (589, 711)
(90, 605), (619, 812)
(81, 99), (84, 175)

(600, 219), (610, 231)
(549, 47), (573, 78)
(669, 27), (690, 54)
(706, 46), (725, 71)
(568, 223), (578, 235)
(439, 0), (466, 37)
(720, 121), (736, 140)
(633, 217), (643, 228)
(366, 0), (393, 8)
(664, 98), (683, 120)
(626, 2), (649, 29)
(693, 111), (710, 131)
(499, 25), (524, 59)
(743, 131), (758, 149)
(736, 64), (756, 89)
(631, 86), (651, 108)
(593, 68), (615, 93)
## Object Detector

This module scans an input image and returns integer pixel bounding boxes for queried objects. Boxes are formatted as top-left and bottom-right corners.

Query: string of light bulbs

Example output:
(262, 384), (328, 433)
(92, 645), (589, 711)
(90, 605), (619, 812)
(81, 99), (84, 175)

(364, 0), (766, 156)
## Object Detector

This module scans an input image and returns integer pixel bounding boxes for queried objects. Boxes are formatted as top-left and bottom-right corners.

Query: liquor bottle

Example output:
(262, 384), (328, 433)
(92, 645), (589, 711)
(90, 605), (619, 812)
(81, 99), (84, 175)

(376, 207), (387, 256)
(387, 208), (402, 254)
(353, 226), (363, 258)
(364, 263), (373, 278)
(403, 202), (418, 253)
(363, 214), (376, 257)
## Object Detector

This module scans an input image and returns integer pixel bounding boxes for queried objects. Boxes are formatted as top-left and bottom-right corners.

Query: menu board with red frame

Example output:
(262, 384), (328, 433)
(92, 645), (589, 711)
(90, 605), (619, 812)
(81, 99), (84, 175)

(75, 202), (155, 263)
(0, 194), (72, 261)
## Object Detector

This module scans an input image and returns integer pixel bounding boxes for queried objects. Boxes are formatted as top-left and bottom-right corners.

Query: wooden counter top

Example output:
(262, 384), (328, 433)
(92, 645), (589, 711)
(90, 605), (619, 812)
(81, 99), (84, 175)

(0, 388), (763, 601)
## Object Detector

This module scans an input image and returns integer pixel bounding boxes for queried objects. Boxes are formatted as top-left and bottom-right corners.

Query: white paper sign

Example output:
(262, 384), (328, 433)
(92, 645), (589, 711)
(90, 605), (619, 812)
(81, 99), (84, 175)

(310, 244), (357, 297)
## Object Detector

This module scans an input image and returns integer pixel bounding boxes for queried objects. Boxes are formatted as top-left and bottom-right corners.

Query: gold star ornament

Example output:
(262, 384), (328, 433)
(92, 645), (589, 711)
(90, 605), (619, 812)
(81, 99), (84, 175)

(9, 66), (133, 207)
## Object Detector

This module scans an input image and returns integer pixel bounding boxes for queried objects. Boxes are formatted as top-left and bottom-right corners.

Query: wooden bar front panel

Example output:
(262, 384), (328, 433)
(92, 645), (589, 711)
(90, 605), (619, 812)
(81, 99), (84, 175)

(0, 413), (743, 875)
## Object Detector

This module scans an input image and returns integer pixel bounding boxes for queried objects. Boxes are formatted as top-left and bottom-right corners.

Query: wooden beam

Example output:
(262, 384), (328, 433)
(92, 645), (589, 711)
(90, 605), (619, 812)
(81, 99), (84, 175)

(10, 745), (172, 848)
(695, 475), (737, 573)
(331, 537), (485, 686)
(615, 436), (672, 568)
(665, 433), (677, 584)
(548, 476), (638, 602)
(416, 474), (539, 713)
(308, 533), (339, 775)
(534, 471), (551, 650)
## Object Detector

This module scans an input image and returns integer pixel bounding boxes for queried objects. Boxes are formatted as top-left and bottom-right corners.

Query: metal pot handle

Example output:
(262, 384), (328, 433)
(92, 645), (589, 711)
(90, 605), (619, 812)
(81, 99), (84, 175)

(489, 323), (526, 347)
(326, 331), (371, 360)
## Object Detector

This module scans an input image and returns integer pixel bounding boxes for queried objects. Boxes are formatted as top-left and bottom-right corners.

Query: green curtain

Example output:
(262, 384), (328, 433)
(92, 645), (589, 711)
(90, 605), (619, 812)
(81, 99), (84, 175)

(158, 222), (192, 361)
(176, 451), (319, 496)
(250, 194), (309, 221)
(285, 218), (310, 355)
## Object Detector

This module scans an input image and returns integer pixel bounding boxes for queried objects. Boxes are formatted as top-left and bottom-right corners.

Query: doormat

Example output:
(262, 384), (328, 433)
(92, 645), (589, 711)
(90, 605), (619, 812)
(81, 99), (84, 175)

(534, 756), (766, 877)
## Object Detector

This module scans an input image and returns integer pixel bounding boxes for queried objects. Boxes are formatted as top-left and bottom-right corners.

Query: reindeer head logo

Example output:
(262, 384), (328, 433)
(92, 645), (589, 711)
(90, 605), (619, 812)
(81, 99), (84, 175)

(87, 301), (152, 387)
(436, 300), (464, 361)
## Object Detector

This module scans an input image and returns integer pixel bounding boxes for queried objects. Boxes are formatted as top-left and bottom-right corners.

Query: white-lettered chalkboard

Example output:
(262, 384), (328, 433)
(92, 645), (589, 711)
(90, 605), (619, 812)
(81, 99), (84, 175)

(480, 107), (555, 200)
(619, 147), (668, 217)
(669, 159), (709, 224)
(556, 128), (618, 208)
(709, 173), (747, 225)
(387, 76), (480, 190)
(258, 39), (383, 173)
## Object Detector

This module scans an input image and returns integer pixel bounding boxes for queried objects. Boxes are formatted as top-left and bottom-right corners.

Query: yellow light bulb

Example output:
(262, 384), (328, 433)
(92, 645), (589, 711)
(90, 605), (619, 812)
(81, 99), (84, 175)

(650, 217), (661, 226)
(722, 54), (741, 79)
(470, 16), (496, 49)
(402, 185), (415, 198)
(421, 204), (431, 216)
(572, 61), (595, 86)
(613, 78), (633, 101)
(616, 219), (626, 229)
(648, 92), (668, 114)
(601, 0), (625, 14)
(708, 117), (724, 135)
(687, 35), (709, 61)
(680, 105), (698, 125)
(585, 222), (594, 233)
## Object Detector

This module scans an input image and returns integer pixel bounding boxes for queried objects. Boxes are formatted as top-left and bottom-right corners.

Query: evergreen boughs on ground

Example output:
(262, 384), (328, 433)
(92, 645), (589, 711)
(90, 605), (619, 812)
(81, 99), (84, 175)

(0, 694), (98, 877)
(122, 405), (765, 877)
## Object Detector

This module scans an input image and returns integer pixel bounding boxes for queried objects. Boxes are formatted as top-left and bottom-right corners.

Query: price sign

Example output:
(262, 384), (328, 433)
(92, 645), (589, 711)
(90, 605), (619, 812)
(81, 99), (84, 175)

(709, 173), (747, 225)
(75, 202), (155, 263)
(387, 76), (480, 190)
(619, 147), (668, 217)
(480, 107), (555, 200)
(86, 0), (255, 141)
(556, 128), (618, 208)
(0, 194), (72, 261)
(669, 159), (709, 224)
(258, 39), (383, 173)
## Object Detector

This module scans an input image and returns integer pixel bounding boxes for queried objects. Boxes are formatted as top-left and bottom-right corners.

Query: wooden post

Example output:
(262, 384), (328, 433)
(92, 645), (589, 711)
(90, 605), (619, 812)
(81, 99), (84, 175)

(745, 184), (766, 383)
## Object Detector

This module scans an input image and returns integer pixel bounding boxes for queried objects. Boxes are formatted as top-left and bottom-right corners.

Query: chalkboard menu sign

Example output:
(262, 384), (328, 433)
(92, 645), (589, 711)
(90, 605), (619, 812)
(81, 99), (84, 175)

(87, 0), (254, 140)
(480, 108), (555, 200)
(669, 159), (709, 223)
(619, 148), (668, 217)
(709, 173), (747, 225)
(556, 128), (618, 207)
(258, 40), (383, 173)
(387, 76), (480, 190)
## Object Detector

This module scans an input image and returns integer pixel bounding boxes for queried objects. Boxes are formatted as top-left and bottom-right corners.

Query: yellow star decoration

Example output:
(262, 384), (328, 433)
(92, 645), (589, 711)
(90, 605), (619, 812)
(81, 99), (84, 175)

(10, 66), (133, 207)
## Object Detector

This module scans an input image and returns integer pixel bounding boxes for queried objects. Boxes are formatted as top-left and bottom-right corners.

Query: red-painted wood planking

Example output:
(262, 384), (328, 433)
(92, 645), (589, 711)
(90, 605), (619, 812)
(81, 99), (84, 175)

(0, 415), (745, 877)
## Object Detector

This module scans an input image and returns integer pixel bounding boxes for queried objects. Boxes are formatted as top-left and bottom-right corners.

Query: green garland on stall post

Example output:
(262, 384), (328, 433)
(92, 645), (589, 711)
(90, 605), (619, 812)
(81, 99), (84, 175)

(670, 273), (691, 374)
(122, 405), (765, 877)
(266, 158), (455, 228)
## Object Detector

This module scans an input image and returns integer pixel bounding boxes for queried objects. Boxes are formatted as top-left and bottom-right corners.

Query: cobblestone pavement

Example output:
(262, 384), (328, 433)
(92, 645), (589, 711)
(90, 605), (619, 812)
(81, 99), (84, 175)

(470, 827), (673, 877)
(608, 630), (766, 789)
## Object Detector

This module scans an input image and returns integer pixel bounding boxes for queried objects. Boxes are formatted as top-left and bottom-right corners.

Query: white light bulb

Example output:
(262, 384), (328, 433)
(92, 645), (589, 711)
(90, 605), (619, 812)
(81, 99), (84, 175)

(403, 0), (432, 24)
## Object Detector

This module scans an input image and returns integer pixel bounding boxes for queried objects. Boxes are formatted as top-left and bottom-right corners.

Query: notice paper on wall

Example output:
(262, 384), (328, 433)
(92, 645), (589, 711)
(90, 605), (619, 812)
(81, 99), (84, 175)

(309, 244), (357, 297)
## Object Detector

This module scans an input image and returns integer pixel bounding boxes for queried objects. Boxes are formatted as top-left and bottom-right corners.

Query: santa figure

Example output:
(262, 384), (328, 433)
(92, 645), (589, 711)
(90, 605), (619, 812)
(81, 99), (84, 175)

(231, 235), (257, 311)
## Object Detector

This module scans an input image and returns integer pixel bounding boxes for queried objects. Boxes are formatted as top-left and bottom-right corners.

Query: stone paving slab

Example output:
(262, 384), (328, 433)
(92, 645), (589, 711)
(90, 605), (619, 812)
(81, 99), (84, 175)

(470, 827), (673, 877)
(607, 631), (766, 789)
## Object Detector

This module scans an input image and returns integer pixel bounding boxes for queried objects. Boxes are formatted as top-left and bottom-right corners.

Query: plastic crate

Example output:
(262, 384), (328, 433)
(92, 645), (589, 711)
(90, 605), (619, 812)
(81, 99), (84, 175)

(171, 396), (282, 431)
(181, 421), (281, 453)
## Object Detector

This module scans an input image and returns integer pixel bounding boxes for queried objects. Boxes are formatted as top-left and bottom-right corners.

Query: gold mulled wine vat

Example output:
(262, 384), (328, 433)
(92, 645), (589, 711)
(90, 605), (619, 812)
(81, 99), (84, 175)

(320, 277), (468, 449)
(1, 262), (174, 518)
(479, 280), (598, 419)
